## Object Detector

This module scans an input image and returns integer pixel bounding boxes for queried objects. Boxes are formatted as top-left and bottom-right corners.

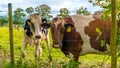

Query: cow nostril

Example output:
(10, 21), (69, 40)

(35, 35), (41, 39)
(54, 40), (60, 44)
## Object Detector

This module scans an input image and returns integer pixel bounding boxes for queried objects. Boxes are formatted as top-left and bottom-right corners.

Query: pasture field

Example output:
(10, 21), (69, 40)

(0, 26), (120, 68)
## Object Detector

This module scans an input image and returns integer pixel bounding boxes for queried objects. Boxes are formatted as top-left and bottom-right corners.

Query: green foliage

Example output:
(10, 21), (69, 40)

(96, 28), (106, 47)
(13, 8), (26, 25)
(101, 40), (105, 47)
(88, 0), (120, 19)
(35, 4), (51, 17)
(116, 35), (120, 45)
(0, 16), (8, 26)
(57, 8), (70, 17)
(96, 28), (102, 35)
(118, 53), (120, 57)
(25, 7), (34, 14)
(1, 57), (80, 68)
(76, 7), (90, 15)
(35, 4), (53, 21)
(96, 28), (102, 40)
(88, 0), (111, 7)
(63, 60), (80, 68)
(117, 21), (120, 45)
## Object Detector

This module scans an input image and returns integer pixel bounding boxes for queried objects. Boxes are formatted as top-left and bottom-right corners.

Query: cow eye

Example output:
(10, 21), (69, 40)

(41, 23), (51, 29)
(64, 24), (74, 28)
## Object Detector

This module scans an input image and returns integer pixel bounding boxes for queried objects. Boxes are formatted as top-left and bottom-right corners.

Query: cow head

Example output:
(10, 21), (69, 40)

(24, 13), (50, 40)
(50, 17), (74, 48)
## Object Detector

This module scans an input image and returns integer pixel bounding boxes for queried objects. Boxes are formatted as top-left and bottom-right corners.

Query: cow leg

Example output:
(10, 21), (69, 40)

(68, 52), (78, 62)
(34, 44), (42, 58)
(45, 35), (52, 61)
(45, 35), (50, 49)
(70, 48), (81, 62)
(74, 54), (79, 62)
(22, 40), (28, 58)
(38, 45), (42, 57)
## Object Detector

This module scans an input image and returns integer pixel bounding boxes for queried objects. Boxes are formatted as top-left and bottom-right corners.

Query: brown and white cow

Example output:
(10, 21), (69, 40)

(50, 14), (120, 61)
(22, 13), (51, 58)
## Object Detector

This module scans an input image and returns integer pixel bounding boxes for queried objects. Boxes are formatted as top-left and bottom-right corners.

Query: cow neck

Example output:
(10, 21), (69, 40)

(63, 28), (78, 41)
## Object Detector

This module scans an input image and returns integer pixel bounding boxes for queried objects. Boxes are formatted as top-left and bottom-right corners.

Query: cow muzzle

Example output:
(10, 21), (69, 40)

(53, 44), (60, 48)
(35, 35), (41, 39)
(53, 40), (61, 48)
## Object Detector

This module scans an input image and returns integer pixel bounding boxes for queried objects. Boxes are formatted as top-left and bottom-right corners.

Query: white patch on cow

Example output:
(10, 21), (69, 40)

(71, 15), (111, 55)
(54, 18), (61, 28)
(34, 25), (41, 36)
(69, 52), (74, 58)
(104, 43), (110, 54)
(40, 27), (48, 40)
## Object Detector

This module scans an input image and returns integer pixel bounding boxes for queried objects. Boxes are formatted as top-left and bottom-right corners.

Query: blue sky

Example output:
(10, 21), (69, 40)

(0, 0), (102, 16)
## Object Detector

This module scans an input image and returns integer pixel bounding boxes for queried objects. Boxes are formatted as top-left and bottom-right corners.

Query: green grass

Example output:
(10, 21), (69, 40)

(0, 26), (120, 68)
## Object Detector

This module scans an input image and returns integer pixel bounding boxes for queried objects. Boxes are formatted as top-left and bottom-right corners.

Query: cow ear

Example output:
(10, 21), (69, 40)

(26, 19), (31, 26)
(64, 24), (74, 32)
(41, 23), (51, 29)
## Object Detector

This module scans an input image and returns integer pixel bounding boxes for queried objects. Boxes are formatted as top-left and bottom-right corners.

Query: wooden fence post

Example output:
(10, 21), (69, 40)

(110, 0), (117, 68)
(8, 3), (14, 64)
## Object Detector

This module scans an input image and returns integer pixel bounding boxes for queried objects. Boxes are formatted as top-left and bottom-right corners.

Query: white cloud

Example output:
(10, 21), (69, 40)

(50, 0), (88, 11)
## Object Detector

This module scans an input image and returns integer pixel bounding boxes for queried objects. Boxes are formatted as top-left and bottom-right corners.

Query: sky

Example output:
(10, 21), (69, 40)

(0, 0), (102, 16)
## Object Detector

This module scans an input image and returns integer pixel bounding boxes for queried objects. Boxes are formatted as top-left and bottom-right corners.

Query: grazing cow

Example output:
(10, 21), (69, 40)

(22, 13), (51, 58)
(50, 15), (120, 61)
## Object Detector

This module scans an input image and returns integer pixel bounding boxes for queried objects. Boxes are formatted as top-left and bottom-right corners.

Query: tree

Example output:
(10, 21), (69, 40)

(0, 16), (8, 26)
(13, 8), (26, 25)
(110, 0), (117, 68)
(76, 7), (90, 15)
(25, 7), (34, 14)
(35, 4), (52, 22)
(35, 4), (51, 16)
(88, 0), (120, 19)
(57, 8), (70, 17)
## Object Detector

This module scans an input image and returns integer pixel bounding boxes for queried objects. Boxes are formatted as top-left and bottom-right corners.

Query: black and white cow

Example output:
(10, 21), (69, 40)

(22, 13), (51, 58)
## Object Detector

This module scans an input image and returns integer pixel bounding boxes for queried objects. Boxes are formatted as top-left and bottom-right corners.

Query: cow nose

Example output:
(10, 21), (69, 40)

(35, 35), (41, 39)
(54, 40), (60, 44)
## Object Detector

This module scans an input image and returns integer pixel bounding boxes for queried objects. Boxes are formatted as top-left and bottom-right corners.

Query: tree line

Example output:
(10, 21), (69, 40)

(0, 4), (90, 26)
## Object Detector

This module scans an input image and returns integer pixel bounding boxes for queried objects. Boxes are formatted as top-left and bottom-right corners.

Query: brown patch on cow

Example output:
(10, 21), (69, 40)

(63, 16), (74, 25)
(62, 28), (83, 61)
(61, 16), (83, 61)
(50, 17), (59, 25)
(85, 19), (111, 52)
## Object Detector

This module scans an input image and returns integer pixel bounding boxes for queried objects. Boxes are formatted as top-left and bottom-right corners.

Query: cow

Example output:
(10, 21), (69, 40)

(50, 14), (120, 61)
(93, 11), (102, 20)
(22, 13), (51, 58)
